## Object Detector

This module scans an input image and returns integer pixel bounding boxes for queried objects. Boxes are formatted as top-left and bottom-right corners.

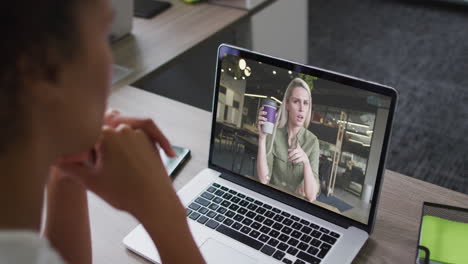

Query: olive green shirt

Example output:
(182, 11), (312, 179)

(266, 126), (320, 196)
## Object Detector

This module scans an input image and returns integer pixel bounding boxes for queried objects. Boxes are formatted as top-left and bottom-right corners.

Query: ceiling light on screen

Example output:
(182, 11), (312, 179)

(239, 59), (246, 70)
(244, 67), (251, 77)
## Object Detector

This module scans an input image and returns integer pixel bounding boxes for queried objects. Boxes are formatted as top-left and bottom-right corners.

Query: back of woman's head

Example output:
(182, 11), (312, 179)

(0, 0), (85, 154)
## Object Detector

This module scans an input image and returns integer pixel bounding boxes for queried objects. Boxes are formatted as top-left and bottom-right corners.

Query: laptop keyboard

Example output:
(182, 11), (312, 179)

(185, 183), (341, 264)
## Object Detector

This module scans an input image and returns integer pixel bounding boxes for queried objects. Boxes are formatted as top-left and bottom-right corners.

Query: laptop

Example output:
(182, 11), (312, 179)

(123, 44), (398, 264)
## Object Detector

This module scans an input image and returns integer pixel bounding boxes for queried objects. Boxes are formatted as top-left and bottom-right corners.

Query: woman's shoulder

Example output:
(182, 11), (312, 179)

(301, 127), (318, 143)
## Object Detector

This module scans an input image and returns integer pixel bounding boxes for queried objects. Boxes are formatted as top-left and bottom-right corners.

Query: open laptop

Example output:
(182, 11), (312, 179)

(123, 44), (398, 264)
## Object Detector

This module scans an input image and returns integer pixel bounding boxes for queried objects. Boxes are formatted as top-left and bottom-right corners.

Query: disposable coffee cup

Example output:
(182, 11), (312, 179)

(261, 98), (278, 134)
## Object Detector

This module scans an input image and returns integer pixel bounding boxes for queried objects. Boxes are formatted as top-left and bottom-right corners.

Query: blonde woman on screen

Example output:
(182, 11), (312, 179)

(256, 78), (320, 202)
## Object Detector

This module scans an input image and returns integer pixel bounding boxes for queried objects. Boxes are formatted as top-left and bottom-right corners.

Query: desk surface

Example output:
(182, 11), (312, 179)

(111, 0), (247, 89)
(91, 86), (468, 264)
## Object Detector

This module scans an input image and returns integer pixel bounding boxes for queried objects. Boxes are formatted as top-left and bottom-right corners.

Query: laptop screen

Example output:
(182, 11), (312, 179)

(210, 45), (395, 226)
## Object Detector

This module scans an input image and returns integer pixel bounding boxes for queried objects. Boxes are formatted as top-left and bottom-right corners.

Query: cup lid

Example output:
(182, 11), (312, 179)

(262, 98), (277, 108)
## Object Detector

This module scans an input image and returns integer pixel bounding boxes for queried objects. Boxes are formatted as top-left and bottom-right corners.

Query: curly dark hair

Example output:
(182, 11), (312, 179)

(0, 1), (87, 154)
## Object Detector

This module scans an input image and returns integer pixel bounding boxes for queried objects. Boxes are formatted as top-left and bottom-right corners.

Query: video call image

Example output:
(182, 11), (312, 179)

(211, 54), (392, 224)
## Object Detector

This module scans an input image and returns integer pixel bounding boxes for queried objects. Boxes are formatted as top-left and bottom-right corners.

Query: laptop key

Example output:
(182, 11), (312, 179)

(264, 219), (274, 226)
(208, 203), (219, 210)
(319, 227), (329, 234)
(237, 193), (246, 198)
(272, 208), (281, 213)
(254, 215), (265, 223)
(240, 226), (252, 234)
(320, 234), (337, 245)
(205, 219), (219, 229)
(283, 218), (293, 226)
(274, 215), (284, 222)
(229, 189), (237, 195)
(225, 210), (236, 218)
(246, 211), (256, 219)
(267, 238), (279, 247)
(287, 238), (299, 247)
(281, 211), (291, 217)
(238, 208), (248, 215)
(291, 215), (300, 221)
(221, 200), (231, 207)
(189, 212), (200, 220)
(310, 223), (320, 229)
(216, 207), (227, 214)
(260, 226), (271, 234)
(220, 186), (229, 191)
(300, 234), (312, 243)
(283, 258), (292, 264)
(311, 238), (321, 247)
(287, 247), (298, 256)
(216, 225), (264, 250)
(264, 211), (275, 218)
(198, 207), (209, 215)
(311, 230), (322, 238)
(213, 197), (223, 204)
(239, 200), (249, 207)
(215, 215), (225, 222)
(278, 234), (289, 242)
(201, 192), (214, 200)
(277, 242), (288, 251)
(269, 230), (280, 238)
(282, 226), (292, 235)
(259, 234), (269, 242)
(297, 251), (321, 264)
(291, 230), (302, 239)
(262, 204), (272, 209)
(230, 197), (241, 204)
(294, 260), (306, 264)
(245, 196), (254, 202)
(247, 204), (258, 211)
(212, 183), (220, 188)
(251, 222), (261, 230)
(249, 230), (260, 238)
(273, 250), (286, 260)
(307, 246), (319, 256)
(234, 214), (244, 222)
(207, 211), (217, 218)
(292, 222), (303, 230)
(317, 247), (330, 259)
(256, 207), (267, 215)
(272, 223), (284, 230)
(301, 226), (312, 234)
(232, 222), (242, 230)
(223, 218), (234, 226)
(188, 203), (201, 210)
(298, 242), (308, 251)
(242, 218), (253, 226)
(197, 216), (209, 224)
(206, 186), (216, 193)
(330, 232), (340, 238)
(214, 190), (224, 196)
(300, 219), (310, 226)
(260, 245), (275, 256)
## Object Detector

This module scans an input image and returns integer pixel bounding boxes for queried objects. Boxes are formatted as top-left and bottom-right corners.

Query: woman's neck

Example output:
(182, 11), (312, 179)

(0, 140), (52, 231)
(287, 122), (301, 139)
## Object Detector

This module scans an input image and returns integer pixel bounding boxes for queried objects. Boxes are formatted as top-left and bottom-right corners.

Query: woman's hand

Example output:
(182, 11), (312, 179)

(288, 141), (309, 165)
(257, 106), (268, 139)
(55, 109), (176, 167)
(58, 124), (182, 218)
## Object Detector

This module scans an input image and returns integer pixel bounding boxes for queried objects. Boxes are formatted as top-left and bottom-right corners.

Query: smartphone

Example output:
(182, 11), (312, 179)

(134, 0), (172, 19)
(159, 145), (190, 176)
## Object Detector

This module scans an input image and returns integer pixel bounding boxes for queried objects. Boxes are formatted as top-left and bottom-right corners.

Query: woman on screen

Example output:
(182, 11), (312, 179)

(256, 78), (320, 202)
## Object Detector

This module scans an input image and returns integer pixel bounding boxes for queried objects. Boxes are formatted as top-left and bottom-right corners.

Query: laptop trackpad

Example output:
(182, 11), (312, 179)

(200, 238), (258, 264)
